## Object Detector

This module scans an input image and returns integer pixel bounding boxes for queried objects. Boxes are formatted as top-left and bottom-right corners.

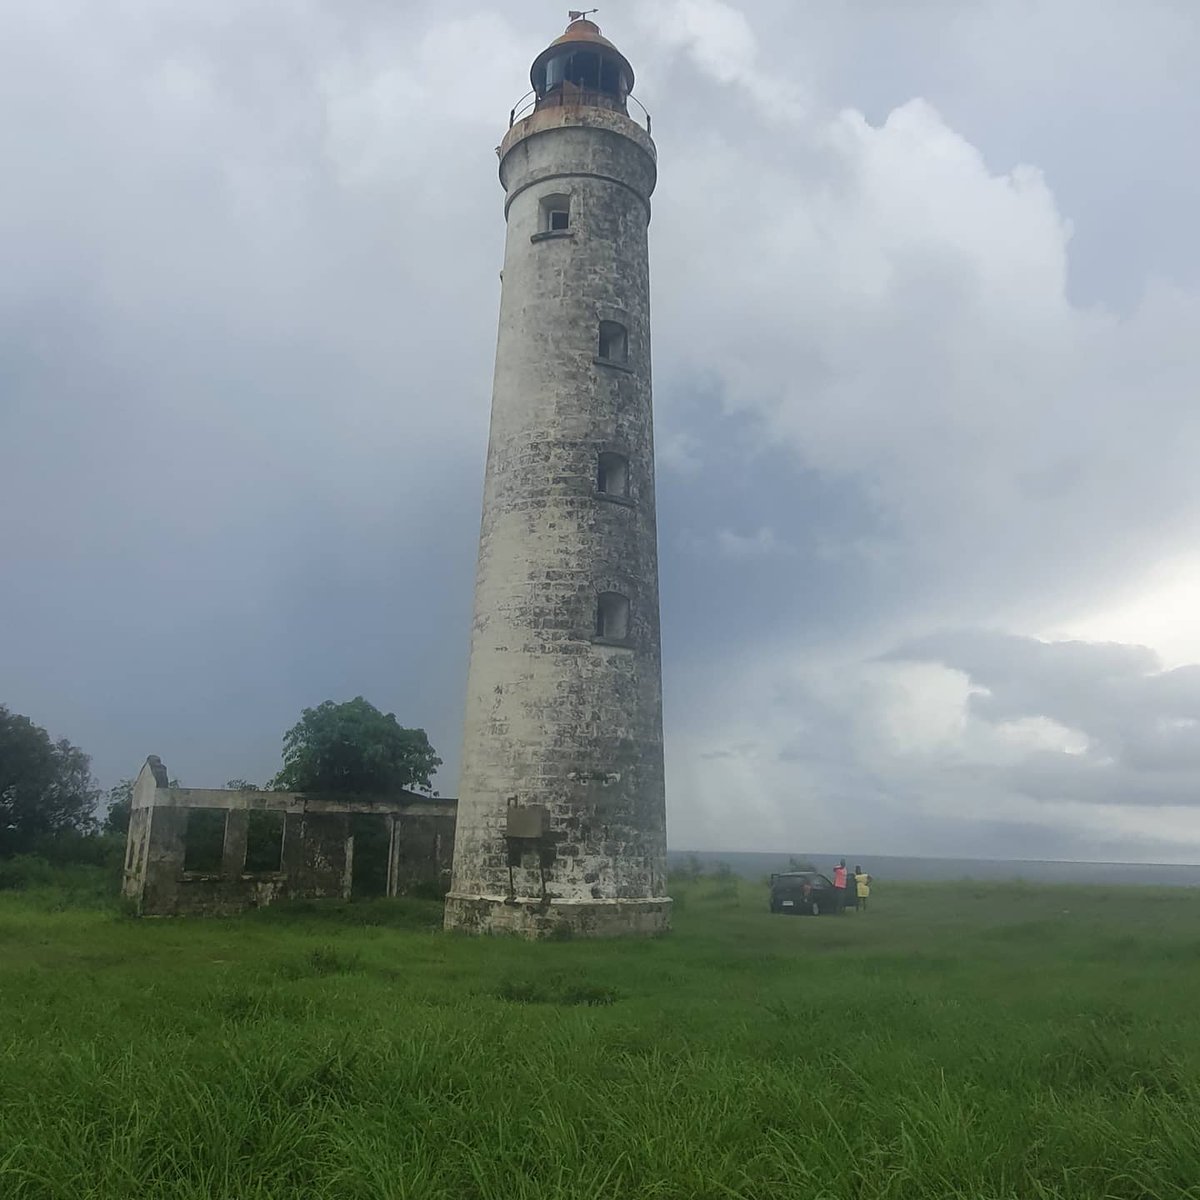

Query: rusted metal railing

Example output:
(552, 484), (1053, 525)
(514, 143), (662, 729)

(508, 88), (652, 134)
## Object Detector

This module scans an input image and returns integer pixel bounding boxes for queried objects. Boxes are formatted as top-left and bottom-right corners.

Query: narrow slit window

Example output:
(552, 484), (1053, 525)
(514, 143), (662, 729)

(598, 321), (628, 364)
(595, 592), (630, 641)
(539, 193), (571, 233)
(597, 452), (629, 498)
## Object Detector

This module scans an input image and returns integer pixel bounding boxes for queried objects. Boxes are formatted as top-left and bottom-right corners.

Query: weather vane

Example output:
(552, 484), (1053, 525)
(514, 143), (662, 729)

(568, 9), (599, 20)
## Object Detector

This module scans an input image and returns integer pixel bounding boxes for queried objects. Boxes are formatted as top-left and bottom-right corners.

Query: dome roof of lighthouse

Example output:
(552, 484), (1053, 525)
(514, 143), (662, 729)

(530, 17), (635, 93)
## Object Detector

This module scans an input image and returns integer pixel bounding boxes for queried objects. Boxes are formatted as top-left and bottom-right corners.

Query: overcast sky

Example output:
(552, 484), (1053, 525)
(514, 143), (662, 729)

(4, 0), (1200, 862)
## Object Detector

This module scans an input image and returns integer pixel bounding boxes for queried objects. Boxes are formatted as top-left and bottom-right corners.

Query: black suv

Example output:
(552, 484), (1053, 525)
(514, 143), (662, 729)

(768, 871), (842, 916)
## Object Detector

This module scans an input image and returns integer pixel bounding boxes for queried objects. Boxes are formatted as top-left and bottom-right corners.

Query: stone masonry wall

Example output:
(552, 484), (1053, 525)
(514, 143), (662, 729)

(448, 103), (670, 934)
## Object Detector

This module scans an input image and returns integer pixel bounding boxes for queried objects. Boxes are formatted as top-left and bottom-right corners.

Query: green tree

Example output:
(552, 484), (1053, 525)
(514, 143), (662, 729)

(0, 706), (100, 856)
(102, 779), (134, 836)
(270, 697), (441, 795)
(103, 773), (181, 837)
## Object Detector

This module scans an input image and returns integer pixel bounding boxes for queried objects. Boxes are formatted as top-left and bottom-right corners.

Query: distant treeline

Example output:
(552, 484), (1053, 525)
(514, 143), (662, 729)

(0, 705), (132, 874)
(669, 853), (819, 883)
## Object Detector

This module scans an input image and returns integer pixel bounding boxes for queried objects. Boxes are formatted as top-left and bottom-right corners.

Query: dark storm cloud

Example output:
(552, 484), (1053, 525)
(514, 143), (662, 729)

(4, 0), (1200, 862)
(0, 1), (511, 787)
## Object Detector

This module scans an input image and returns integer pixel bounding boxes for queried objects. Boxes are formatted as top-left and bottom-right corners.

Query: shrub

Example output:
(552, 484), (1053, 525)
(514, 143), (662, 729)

(279, 945), (364, 979)
(0, 855), (56, 891)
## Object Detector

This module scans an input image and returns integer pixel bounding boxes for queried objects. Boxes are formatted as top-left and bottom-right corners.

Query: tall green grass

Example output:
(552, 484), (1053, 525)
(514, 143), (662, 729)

(2, 872), (1200, 1198)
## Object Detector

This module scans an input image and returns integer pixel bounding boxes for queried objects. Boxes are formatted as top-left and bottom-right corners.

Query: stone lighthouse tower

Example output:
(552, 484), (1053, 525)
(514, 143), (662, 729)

(444, 16), (670, 938)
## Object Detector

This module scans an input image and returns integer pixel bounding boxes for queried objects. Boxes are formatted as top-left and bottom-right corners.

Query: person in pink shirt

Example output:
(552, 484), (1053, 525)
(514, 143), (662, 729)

(832, 859), (849, 912)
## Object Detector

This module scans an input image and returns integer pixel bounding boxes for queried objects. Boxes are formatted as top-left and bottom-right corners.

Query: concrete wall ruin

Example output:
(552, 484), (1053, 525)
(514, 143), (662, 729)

(122, 756), (457, 916)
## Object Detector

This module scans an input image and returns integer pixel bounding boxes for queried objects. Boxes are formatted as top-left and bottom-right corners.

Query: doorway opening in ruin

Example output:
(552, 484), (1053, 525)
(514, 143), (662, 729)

(350, 814), (391, 898)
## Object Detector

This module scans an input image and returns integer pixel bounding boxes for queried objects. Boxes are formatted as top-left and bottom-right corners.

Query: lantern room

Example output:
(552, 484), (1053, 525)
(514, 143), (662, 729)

(530, 16), (635, 115)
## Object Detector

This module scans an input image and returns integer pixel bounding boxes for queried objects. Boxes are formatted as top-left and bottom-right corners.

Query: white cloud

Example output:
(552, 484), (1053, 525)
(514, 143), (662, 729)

(667, 630), (1200, 861)
(319, 14), (527, 186)
(656, 430), (703, 475)
(676, 525), (791, 559)
(643, 4), (1200, 639)
(1046, 555), (1200, 669)
(635, 0), (807, 117)
(715, 526), (786, 558)
(634, 1), (1200, 862)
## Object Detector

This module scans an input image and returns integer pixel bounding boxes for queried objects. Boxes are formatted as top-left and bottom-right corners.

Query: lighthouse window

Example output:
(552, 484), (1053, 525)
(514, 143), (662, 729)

(597, 320), (628, 365)
(597, 452), (629, 498)
(540, 49), (628, 100)
(599, 57), (624, 95)
(595, 592), (630, 641)
(539, 193), (571, 233)
(546, 49), (600, 91)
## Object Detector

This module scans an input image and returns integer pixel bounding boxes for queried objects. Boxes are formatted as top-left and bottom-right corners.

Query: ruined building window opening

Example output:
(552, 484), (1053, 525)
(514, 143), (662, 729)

(244, 809), (285, 873)
(597, 452), (629, 498)
(597, 320), (628, 365)
(350, 813), (391, 899)
(595, 591), (630, 641)
(182, 808), (227, 873)
(539, 193), (571, 233)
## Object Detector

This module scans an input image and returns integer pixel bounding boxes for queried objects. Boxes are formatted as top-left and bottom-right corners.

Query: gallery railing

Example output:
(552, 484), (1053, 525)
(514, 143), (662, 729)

(508, 88), (652, 135)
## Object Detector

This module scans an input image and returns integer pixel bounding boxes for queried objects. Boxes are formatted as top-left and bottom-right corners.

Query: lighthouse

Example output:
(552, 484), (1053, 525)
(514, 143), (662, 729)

(444, 16), (670, 938)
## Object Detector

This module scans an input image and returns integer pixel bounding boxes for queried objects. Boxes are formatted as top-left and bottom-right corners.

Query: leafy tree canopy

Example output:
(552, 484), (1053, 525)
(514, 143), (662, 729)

(103, 772), (180, 838)
(270, 697), (442, 795)
(0, 706), (100, 856)
(102, 780), (134, 836)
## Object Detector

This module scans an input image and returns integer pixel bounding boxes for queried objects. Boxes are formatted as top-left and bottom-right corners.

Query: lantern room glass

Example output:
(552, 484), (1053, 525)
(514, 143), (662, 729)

(536, 49), (630, 106)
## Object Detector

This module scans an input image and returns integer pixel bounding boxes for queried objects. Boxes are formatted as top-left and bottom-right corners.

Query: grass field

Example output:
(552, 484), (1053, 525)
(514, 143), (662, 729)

(2, 868), (1200, 1199)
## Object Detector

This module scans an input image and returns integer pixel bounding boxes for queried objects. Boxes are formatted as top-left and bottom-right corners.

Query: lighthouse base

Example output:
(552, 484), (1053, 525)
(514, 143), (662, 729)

(443, 893), (672, 940)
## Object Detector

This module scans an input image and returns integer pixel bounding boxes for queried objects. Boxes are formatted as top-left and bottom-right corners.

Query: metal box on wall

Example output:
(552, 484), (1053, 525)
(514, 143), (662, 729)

(505, 804), (549, 839)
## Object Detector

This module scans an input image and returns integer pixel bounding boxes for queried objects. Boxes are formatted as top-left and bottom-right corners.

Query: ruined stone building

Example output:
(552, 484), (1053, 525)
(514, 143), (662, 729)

(123, 755), (456, 916)
(445, 18), (671, 938)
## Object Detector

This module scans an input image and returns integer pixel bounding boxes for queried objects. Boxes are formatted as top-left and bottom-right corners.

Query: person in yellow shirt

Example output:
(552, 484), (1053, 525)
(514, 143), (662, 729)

(854, 866), (871, 911)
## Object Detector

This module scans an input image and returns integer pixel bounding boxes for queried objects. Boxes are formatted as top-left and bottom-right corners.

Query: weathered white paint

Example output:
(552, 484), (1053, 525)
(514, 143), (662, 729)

(446, 29), (671, 938)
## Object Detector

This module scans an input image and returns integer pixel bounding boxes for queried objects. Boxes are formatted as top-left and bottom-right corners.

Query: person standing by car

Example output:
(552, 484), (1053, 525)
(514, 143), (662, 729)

(832, 860), (849, 912)
(855, 865), (872, 911)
